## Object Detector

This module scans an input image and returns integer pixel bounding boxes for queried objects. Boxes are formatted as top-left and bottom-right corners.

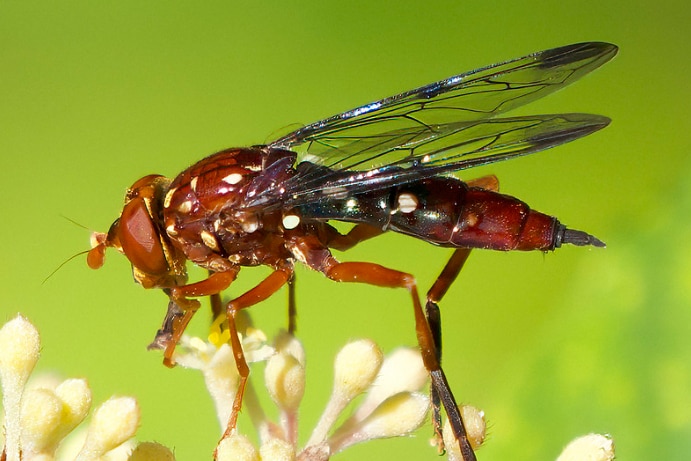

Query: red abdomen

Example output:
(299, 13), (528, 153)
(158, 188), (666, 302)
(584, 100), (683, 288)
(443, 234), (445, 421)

(387, 178), (559, 251)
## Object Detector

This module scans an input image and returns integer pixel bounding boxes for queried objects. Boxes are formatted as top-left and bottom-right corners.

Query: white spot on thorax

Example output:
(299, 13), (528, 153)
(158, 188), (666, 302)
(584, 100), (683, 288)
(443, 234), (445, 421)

(164, 187), (176, 208)
(282, 214), (300, 230)
(200, 230), (220, 251)
(397, 192), (418, 214)
(222, 173), (244, 185)
(166, 224), (178, 237)
(190, 176), (198, 192)
(177, 200), (192, 213)
(241, 215), (259, 233)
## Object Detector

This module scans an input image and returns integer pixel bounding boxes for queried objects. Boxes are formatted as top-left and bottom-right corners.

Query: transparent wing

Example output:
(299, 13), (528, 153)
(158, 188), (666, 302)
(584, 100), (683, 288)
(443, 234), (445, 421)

(248, 42), (616, 210)
(249, 113), (609, 209)
(271, 42), (616, 154)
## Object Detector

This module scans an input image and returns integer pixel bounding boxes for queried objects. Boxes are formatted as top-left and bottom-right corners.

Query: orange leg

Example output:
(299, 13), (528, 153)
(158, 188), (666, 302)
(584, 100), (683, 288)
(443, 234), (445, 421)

(150, 270), (239, 367)
(220, 267), (293, 441)
(466, 174), (499, 192)
(323, 259), (477, 461)
(324, 223), (384, 251)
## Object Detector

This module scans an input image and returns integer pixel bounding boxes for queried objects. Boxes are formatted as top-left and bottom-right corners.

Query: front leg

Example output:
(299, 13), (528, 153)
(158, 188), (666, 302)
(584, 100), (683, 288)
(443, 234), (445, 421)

(149, 270), (239, 367)
(220, 267), (293, 441)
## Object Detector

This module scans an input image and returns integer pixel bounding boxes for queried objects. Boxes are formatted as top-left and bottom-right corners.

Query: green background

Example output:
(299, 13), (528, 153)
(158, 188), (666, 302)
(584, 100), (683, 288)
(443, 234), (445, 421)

(1, 1), (689, 460)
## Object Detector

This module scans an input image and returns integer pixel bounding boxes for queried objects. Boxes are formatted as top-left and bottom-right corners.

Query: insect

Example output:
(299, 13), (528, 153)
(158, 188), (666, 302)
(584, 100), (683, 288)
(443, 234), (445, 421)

(87, 42), (617, 460)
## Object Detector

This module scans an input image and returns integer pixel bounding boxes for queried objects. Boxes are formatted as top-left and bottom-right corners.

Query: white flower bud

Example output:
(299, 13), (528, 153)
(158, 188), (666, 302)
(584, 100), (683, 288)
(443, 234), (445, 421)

(265, 352), (305, 412)
(259, 437), (295, 461)
(461, 405), (485, 450)
(0, 315), (41, 461)
(442, 405), (486, 461)
(358, 392), (429, 438)
(54, 379), (92, 439)
(75, 396), (140, 461)
(0, 315), (40, 381)
(20, 388), (63, 456)
(329, 392), (429, 453)
(216, 434), (258, 461)
(307, 340), (383, 447)
(556, 433), (615, 461)
(355, 347), (427, 421)
(202, 344), (240, 428)
(128, 441), (176, 461)
(333, 339), (382, 400)
(101, 439), (136, 461)
(274, 331), (306, 367)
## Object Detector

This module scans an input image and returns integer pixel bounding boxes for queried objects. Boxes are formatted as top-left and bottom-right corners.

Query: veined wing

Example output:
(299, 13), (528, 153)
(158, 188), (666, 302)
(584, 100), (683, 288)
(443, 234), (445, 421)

(246, 112), (609, 209)
(270, 42), (617, 156)
(246, 42), (616, 210)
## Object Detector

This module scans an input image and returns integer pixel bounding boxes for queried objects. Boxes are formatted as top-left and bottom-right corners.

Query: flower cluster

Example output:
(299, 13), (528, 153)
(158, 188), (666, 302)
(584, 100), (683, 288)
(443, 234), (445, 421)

(0, 315), (173, 461)
(175, 310), (462, 460)
(1, 314), (615, 461)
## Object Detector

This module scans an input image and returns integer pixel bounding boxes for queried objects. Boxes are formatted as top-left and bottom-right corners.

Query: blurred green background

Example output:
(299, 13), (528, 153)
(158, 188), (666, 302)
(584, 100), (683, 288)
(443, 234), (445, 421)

(1, 1), (689, 460)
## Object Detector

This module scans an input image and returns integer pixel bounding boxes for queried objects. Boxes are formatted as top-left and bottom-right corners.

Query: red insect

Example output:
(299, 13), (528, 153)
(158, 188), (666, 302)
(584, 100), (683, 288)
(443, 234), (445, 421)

(88, 42), (617, 460)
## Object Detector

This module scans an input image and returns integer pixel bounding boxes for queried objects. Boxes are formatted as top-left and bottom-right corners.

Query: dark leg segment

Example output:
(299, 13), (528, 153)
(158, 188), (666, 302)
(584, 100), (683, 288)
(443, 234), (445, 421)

(426, 249), (473, 452)
(288, 273), (297, 334)
(153, 270), (239, 367)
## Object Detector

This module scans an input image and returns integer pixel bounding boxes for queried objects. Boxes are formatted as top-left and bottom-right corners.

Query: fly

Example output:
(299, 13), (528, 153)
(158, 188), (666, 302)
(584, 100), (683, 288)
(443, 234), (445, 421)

(87, 42), (618, 460)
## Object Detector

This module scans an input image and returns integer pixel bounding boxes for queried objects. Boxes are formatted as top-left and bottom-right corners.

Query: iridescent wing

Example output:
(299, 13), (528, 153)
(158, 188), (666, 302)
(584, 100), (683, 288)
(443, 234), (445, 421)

(249, 42), (617, 209)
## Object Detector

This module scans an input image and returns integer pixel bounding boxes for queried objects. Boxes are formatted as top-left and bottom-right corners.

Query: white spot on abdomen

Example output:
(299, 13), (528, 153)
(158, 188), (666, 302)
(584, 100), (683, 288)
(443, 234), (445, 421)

(397, 192), (418, 214)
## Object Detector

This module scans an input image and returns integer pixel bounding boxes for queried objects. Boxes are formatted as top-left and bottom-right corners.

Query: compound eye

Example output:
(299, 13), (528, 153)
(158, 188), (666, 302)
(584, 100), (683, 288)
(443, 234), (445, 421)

(118, 198), (168, 276)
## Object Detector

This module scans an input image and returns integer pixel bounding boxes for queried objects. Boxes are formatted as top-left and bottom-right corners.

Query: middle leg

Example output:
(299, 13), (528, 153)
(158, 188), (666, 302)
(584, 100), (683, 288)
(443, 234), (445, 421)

(221, 267), (294, 440)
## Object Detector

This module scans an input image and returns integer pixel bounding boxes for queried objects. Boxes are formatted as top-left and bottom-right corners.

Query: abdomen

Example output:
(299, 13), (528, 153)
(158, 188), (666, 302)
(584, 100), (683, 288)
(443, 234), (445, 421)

(299, 176), (561, 251)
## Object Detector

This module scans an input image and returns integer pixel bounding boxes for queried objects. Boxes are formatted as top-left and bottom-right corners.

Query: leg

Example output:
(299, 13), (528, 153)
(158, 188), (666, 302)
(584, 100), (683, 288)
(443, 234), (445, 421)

(425, 175), (495, 354)
(466, 174), (499, 192)
(422, 174), (496, 450)
(323, 223), (384, 252)
(287, 234), (477, 460)
(148, 293), (187, 353)
(150, 270), (239, 367)
(221, 268), (293, 441)
(426, 248), (473, 451)
(287, 272), (297, 334)
(209, 270), (225, 320)
(324, 259), (477, 461)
